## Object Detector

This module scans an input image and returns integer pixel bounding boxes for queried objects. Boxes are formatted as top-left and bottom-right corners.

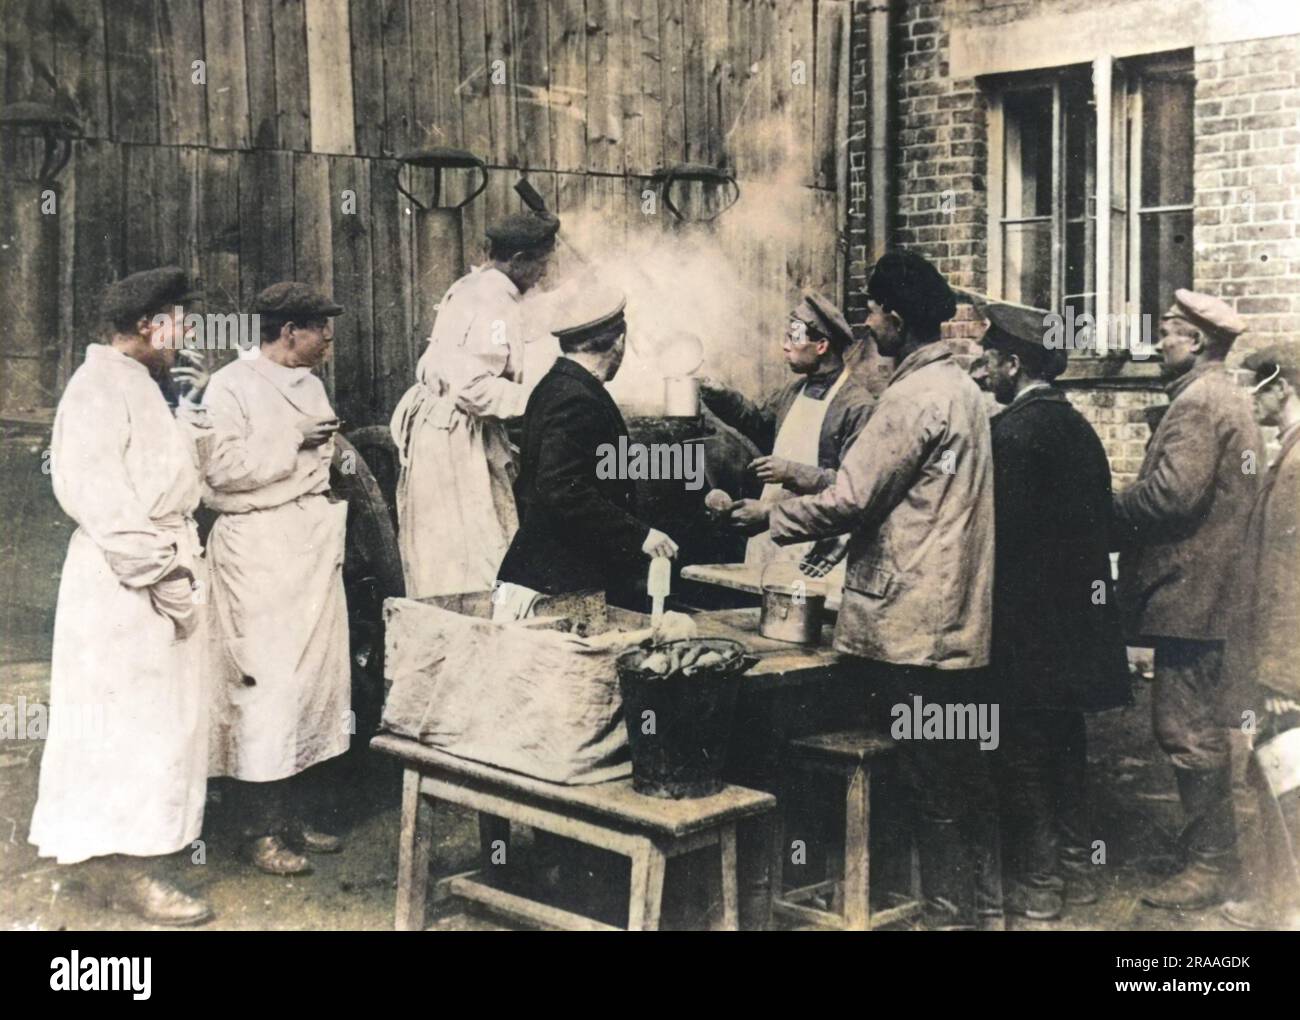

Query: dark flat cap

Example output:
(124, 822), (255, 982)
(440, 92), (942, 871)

(1244, 344), (1300, 390)
(250, 281), (343, 318)
(867, 251), (956, 331)
(978, 297), (1068, 380)
(551, 287), (627, 347)
(486, 210), (560, 253)
(793, 291), (854, 351)
(102, 266), (201, 327)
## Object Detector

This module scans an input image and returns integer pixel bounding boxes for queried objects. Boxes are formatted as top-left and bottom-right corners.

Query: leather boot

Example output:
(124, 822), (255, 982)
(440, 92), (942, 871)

(94, 856), (213, 926)
(1221, 897), (1300, 930)
(916, 819), (976, 930)
(1004, 881), (1063, 921)
(246, 834), (313, 876)
(288, 819), (343, 854)
(1143, 767), (1236, 910)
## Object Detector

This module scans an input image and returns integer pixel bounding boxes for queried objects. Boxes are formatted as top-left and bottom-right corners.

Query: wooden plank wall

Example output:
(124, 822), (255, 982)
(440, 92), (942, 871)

(0, 0), (849, 422)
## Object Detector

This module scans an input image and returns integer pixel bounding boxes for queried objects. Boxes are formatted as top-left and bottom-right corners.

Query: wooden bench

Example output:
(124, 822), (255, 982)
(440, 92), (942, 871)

(772, 729), (923, 931)
(372, 733), (777, 931)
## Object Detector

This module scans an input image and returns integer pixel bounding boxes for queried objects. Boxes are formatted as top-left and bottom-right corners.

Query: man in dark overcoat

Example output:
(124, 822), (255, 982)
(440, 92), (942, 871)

(980, 299), (1131, 920)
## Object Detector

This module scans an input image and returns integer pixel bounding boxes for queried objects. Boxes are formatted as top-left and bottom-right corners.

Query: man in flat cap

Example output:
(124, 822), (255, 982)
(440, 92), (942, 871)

(701, 291), (874, 576)
(203, 282), (350, 876)
(1113, 288), (1265, 911)
(979, 299), (1130, 920)
(391, 210), (560, 599)
(727, 251), (1002, 929)
(30, 267), (216, 924)
(1221, 346), (1300, 928)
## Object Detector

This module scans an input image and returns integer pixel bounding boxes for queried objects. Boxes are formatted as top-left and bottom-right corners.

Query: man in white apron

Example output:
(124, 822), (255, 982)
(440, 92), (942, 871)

(204, 283), (350, 877)
(390, 211), (559, 598)
(30, 267), (214, 925)
(700, 292), (875, 577)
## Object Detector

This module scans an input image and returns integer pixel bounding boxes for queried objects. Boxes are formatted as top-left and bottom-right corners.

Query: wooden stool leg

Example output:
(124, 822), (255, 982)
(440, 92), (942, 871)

(396, 768), (434, 931)
(843, 764), (871, 931)
(711, 825), (740, 931)
(627, 841), (667, 931)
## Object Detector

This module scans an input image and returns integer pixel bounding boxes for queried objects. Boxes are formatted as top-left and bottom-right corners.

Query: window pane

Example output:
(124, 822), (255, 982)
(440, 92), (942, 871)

(1065, 217), (1096, 318)
(1140, 69), (1194, 207)
(1063, 80), (1095, 221)
(1004, 89), (1054, 218)
(1003, 221), (1053, 309)
(1139, 209), (1192, 322)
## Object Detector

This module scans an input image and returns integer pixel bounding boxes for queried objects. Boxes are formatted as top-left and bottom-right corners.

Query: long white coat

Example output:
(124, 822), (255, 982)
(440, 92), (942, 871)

(390, 266), (530, 597)
(29, 344), (209, 865)
(203, 355), (351, 782)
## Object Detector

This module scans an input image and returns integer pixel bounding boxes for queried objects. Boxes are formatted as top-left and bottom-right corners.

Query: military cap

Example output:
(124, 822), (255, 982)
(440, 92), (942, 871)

(977, 297), (1068, 380)
(867, 250), (957, 331)
(792, 291), (854, 352)
(1162, 289), (1246, 346)
(486, 210), (561, 254)
(102, 266), (201, 328)
(551, 287), (627, 349)
(1243, 345), (1300, 391)
(250, 281), (343, 319)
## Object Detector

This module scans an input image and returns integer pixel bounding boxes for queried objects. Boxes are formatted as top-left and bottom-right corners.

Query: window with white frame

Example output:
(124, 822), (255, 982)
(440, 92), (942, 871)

(987, 52), (1194, 353)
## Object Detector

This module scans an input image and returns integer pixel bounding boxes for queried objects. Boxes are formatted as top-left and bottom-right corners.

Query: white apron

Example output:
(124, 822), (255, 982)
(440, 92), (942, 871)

(203, 357), (351, 782)
(745, 370), (849, 585)
(391, 266), (531, 597)
(30, 345), (209, 864)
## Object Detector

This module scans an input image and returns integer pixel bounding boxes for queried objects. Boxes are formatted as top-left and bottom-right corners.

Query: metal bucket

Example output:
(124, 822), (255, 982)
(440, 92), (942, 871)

(615, 639), (755, 798)
(663, 375), (700, 417)
(759, 568), (825, 645)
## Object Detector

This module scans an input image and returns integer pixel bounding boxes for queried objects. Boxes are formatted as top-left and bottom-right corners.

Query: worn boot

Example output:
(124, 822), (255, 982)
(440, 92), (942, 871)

(916, 819), (977, 930)
(1004, 881), (1063, 921)
(1143, 767), (1236, 910)
(246, 834), (313, 876)
(93, 855), (213, 926)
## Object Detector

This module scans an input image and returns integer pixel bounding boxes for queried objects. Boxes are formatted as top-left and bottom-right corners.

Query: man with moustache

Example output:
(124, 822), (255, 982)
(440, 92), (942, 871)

(979, 299), (1130, 920)
(203, 283), (351, 877)
(726, 251), (1002, 930)
(1113, 289), (1265, 911)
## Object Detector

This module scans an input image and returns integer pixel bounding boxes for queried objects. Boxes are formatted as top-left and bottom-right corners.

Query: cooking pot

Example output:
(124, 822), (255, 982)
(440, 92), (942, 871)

(663, 375), (700, 417)
(759, 563), (826, 645)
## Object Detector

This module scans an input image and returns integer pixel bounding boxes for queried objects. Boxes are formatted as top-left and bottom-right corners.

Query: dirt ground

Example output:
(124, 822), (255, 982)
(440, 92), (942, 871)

(0, 431), (1273, 931)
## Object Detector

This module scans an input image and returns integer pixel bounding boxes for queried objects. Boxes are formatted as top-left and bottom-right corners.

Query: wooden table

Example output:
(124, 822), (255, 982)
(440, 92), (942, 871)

(372, 733), (775, 931)
(681, 562), (844, 612)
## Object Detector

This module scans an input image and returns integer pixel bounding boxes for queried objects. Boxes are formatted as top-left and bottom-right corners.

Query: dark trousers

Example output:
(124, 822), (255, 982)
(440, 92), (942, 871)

(861, 663), (1003, 927)
(236, 763), (336, 839)
(1153, 638), (1229, 771)
(996, 708), (1089, 889)
(1152, 638), (1236, 865)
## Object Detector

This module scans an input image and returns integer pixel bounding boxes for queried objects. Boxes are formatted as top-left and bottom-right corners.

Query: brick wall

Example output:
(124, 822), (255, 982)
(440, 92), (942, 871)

(1193, 34), (1300, 366)
(843, 1), (1300, 485)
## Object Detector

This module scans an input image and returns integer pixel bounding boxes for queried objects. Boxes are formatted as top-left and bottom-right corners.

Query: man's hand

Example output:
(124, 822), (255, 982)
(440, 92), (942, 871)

(750, 455), (794, 485)
(724, 498), (770, 534)
(298, 416), (341, 449)
(697, 376), (728, 399)
(170, 348), (210, 401)
(641, 528), (679, 559)
(799, 535), (849, 578)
